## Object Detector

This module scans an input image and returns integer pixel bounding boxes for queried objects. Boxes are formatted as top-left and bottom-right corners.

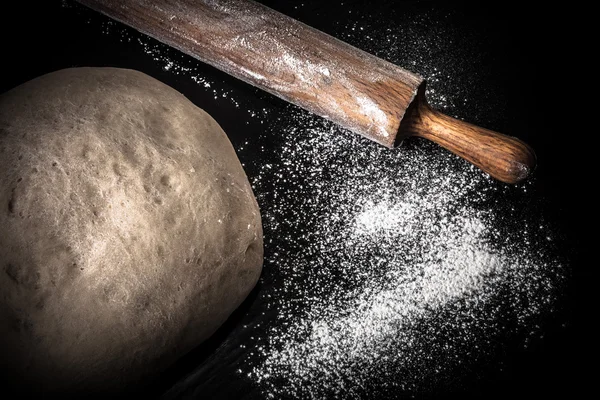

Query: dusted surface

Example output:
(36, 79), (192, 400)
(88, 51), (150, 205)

(0, 1), (586, 399)
(78, 0), (423, 148)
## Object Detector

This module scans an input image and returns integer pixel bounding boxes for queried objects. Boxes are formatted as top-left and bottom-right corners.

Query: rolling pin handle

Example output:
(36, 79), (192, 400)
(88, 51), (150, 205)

(399, 85), (536, 184)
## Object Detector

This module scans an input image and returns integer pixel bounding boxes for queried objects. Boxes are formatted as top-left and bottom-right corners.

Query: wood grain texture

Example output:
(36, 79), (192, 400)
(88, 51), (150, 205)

(76, 0), (423, 148)
(398, 86), (536, 184)
(76, 0), (536, 183)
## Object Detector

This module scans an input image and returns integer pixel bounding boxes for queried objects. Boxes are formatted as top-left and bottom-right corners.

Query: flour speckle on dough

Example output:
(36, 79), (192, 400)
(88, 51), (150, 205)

(0, 67), (263, 394)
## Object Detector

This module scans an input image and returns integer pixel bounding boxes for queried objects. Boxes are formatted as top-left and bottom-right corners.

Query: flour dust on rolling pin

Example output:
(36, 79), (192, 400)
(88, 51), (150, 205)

(76, 0), (424, 148)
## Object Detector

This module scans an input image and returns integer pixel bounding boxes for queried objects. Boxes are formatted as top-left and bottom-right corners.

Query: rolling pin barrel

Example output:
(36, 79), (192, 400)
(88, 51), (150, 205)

(77, 0), (536, 184)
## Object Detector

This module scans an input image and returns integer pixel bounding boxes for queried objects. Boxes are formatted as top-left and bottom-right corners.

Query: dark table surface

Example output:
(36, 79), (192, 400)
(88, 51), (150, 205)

(1, 2), (588, 399)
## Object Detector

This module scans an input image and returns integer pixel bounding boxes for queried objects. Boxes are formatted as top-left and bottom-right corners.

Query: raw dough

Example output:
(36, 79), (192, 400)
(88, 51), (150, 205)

(0, 67), (263, 394)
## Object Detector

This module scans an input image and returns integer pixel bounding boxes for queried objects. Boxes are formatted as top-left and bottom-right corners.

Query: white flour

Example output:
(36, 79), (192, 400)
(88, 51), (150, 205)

(243, 108), (562, 397)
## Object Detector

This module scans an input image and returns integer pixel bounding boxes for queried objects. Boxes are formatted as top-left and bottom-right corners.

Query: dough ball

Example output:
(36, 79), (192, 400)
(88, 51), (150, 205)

(0, 67), (263, 394)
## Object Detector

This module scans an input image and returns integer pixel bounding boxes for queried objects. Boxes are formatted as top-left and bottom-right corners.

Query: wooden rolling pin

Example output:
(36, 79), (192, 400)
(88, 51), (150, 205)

(76, 0), (536, 184)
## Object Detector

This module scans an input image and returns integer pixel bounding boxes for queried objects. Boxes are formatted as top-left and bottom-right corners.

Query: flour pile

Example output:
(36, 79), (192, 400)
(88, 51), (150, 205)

(244, 110), (562, 398)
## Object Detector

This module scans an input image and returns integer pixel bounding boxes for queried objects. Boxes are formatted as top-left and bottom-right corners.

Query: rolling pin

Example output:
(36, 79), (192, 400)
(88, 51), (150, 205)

(76, 0), (536, 184)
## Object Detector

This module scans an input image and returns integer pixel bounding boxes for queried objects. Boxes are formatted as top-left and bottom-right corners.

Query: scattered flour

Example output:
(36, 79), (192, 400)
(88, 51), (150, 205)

(243, 109), (563, 398)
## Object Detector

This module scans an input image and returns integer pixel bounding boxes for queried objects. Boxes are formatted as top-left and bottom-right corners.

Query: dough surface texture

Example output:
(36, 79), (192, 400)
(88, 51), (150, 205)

(0, 67), (263, 394)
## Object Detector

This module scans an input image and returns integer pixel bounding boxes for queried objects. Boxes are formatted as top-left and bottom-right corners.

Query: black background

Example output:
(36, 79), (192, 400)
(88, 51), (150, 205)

(1, 1), (588, 399)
